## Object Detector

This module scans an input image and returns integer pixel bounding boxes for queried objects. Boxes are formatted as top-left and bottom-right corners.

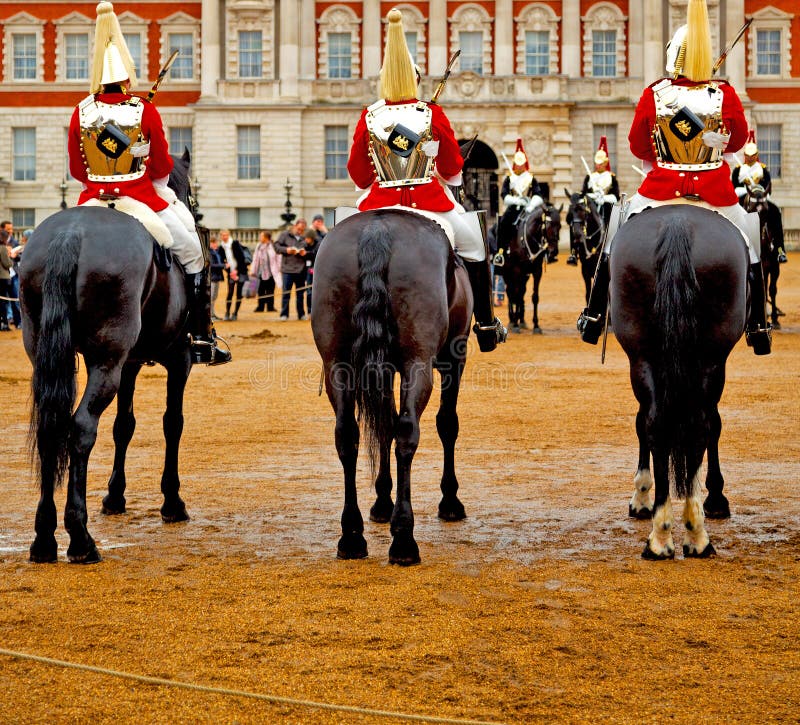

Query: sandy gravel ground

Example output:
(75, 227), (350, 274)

(0, 253), (798, 724)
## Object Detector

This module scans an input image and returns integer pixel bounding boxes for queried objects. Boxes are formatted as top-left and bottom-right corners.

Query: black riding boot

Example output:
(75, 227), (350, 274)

(186, 271), (232, 365)
(746, 262), (772, 356)
(577, 253), (610, 344)
(465, 259), (507, 352)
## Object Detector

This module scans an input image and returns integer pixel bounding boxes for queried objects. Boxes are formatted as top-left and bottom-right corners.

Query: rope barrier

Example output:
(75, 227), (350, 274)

(0, 647), (505, 725)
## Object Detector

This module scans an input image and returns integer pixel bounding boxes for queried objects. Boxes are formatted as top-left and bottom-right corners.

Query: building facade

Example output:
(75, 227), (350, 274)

(1, 0), (798, 244)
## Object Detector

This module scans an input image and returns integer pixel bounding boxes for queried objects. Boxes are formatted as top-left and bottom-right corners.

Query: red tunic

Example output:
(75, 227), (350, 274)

(347, 99), (463, 212)
(628, 78), (748, 206)
(68, 92), (173, 212)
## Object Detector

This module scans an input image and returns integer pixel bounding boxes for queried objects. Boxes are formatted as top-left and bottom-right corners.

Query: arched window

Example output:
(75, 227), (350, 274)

(449, 4), (493, 76)
(515, 3), (560, 76)
(318, 6), (361, 80)
(582, 3), (627, 78)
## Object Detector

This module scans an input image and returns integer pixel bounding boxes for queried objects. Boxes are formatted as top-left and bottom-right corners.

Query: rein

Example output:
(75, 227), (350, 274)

(571, 197), (603, 257)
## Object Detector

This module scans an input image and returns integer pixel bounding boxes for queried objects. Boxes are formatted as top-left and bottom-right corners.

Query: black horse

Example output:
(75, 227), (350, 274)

(566, 190), (604, 303)
(611, 205), (748, 559)
(21, 151), (199, 564)
(311, 209), (472, 565)
(744, 185), (784, 330)
(495, 203), (546, 333)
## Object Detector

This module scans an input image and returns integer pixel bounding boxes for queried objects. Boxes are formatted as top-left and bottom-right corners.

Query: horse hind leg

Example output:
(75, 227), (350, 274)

(682, 471), (715, 558)
(703, 405), (730, 519)
(329, 363), (366, 559)
(102, 363), (142, 515)
(436, 352), (467, 522)
(65, 363), (124, 563)
(629, 407), (654, 519)
(642, 453), (675, 560)
(389, 363), (434, 565)
(159, 354), (192, 523)
(369, 398), (396, 524)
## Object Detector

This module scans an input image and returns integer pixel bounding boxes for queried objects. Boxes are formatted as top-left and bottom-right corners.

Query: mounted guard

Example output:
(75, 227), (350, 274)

(732, 131), (787, 263)
(577, 0), (771, 355)
(67, 2), (229, 365)
(568, 137), (620, 265)
(346, 8), (505, 351)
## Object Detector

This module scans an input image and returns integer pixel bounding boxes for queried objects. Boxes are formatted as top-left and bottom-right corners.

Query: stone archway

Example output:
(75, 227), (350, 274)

(458, 138), (499, 221)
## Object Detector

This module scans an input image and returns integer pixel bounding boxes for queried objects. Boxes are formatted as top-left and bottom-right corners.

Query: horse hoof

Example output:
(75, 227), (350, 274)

(532, 326), (543, 335)
(641, 541), (674, 560)
(67, 540), (102, 564)
(389, 536), (420, 566)
(518, 321), (529, 330)
(771, 320), (781, 330)
(29, 537), (58, 564)
(337, 533), (368, 560)
(101, 496), (126, 515)
(628, 504), (653, 520)
(369, 498), (394, 524)
(161, 503), (190, 523)
(511, 326), (521, 334)
(438, 499), (466, 522)
(703, 497), (730, 519)
(683, 542), (716, 559)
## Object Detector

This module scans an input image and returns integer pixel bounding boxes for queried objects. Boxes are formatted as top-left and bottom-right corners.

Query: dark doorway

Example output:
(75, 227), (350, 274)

(458, 138), (499, 222)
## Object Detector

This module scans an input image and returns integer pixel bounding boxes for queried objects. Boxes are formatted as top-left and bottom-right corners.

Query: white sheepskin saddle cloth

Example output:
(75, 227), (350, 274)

(334, 205), (455, 248)
(81, 196), (174, 249)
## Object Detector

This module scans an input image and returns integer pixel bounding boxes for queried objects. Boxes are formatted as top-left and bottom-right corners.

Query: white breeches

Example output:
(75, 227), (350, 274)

(157, 205), (204, 273)
(615, 194), (760, 264)
(438, 207), (486, 262)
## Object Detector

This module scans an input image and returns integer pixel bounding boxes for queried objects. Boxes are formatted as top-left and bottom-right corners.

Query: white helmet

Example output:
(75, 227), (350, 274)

(665, 25), (688, 76)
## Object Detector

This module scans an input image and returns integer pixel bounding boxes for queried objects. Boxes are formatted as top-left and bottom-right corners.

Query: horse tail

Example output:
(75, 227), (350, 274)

(653, 215), (704, 498)
(28, 229), (81, 491)
(351, 217), (396, 468)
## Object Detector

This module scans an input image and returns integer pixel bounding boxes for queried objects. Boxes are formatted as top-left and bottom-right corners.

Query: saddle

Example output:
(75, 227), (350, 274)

(81, 196), (174, 248)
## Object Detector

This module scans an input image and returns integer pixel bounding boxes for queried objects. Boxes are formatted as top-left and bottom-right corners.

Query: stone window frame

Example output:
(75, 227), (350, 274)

(226, 2), (274, 80)
(2, 12), (45, 83)
(383, 4), (428, 75)
(324, 125), (349, 181)
(581, 2), (627, 78)
(668, 1), (721, 57)
(748, 6), (793, 81)
(449, 4), (493, 75)
(515, 3), (560, 76)
(53, 11), (92, 83)
(117, 11), (150, 87)
(317, 5), (361, 80)
(158, 12), (201, 83)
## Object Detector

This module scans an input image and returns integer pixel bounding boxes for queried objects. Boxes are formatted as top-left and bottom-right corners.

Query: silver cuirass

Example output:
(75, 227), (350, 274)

(78, 94), (149, 182)
(365, 99), (434, 188)
(652, 79), (725, 171)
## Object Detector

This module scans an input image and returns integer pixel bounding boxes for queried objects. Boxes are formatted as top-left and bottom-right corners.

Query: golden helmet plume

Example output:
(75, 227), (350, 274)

(666, 0), (713, 81)
(380, 8), (418, 102)
(90, 1), (138, 93)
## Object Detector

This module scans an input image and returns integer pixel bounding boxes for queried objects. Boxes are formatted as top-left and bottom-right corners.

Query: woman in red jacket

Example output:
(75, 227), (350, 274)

(346, 8), (505, 352)
(579, 0), (770, 354)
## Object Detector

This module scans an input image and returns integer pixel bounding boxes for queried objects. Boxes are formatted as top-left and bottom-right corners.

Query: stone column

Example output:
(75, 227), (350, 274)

(200, 0), (220, 98)
(724, 0), (747, 93)
(279, 0), (299, 97)
(429, 0), (448, 77)
(562, 0), (581, 77)
(299, 0), (316, 79)
(363, 0), (381, 78)
(628, 0), (643, 83)
(494, 0), (513, 75)
(642, 0), (664, 87)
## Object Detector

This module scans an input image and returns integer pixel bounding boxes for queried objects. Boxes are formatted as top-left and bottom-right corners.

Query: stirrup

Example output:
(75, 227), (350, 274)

(188, 333), (232, 365)
(566, 254), (578, 266)
(577, 309), (604, 345)
(745, 325), (772, 356)
(472, 318), (507, 352)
